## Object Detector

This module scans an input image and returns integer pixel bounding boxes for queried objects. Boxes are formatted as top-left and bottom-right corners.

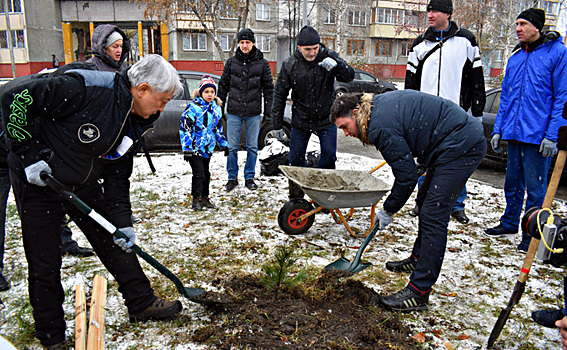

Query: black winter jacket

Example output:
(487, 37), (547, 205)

(217, 46), (273, 117)
(0, 66), (157, 227)
(366, 90), (485, 214)
(87, 24), (130, 72)
(272, 44), (354, 131)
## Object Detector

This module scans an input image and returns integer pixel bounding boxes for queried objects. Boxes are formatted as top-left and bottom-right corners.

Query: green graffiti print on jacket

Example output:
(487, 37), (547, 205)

(7, 89), (32, 142)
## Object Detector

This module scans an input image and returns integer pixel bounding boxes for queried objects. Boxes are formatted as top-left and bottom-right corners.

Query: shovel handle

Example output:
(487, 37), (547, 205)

(369, 161), (387, 174)
(348, 222), (379, 271)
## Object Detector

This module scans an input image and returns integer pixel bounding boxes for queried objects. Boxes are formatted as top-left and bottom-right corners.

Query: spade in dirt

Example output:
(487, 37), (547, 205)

(325, 223), (378, 274)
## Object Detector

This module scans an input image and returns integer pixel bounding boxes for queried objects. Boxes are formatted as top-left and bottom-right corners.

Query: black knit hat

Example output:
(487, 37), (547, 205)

(237, 28), (255, 43)
(297, 26), (320, 46)
(517, 8), (546, 31)
(427, 0), (453, 14)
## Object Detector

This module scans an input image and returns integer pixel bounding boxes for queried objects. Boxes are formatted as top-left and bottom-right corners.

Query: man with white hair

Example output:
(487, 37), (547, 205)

(0, 54), (183, 350)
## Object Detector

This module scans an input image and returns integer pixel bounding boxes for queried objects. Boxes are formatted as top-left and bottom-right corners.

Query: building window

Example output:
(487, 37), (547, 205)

(400, 41), (412, 56)
(219, 1), (239, 19)
(0, 30), (24, 48)
(257, 35), (270, 52)
(375, 40), (392, 56)
(256, 3), (269, 21)
(494, 49), (503, 62)
(0, 0), (21, 13)
(324, 9), (336, 24)
(321, 36), (335, 50)
(541, 1), (558, 15)
(221, 34), (235, 51)
(376, 8), (405, 24)
(183, 33), (207, 51)
(348, 11), (366, 26)
(347, 39), (364, 55)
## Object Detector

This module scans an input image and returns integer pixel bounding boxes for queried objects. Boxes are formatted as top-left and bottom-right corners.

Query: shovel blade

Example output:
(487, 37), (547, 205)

(324, 257), (352, 271)
(347, 262), (373, 274)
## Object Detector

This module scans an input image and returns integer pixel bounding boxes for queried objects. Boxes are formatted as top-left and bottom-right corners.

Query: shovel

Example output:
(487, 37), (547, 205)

(41, 173), (214, 305)
(325, 223), (379, 274)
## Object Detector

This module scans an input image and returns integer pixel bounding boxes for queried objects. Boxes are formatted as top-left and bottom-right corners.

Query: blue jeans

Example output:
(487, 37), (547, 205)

(226, 113), (261, 180)
(288, 125), (337, 169)
(0, 173), (10, 273)
(501, 141), (551, 231)
(417, 175), (467, 212)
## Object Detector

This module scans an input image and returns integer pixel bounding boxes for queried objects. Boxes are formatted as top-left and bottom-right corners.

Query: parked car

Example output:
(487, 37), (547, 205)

(143, 70), (285, 151)
(334, 70), (397, 96)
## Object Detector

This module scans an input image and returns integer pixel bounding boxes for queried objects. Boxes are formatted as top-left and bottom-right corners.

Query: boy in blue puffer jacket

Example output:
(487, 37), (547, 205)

(180, 75), (229, 211)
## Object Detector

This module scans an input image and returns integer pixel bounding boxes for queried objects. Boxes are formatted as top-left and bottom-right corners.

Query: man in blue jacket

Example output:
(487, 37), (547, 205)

(485, 9), (567, 253)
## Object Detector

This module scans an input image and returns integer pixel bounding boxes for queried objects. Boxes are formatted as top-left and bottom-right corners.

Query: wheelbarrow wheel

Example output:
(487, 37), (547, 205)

(278, 199), (315, 235)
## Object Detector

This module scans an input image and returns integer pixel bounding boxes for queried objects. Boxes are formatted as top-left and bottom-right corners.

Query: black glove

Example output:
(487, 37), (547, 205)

(183, 150), (195, 161)
(224, 148), (230, 157)
(416, 163), (427, 177)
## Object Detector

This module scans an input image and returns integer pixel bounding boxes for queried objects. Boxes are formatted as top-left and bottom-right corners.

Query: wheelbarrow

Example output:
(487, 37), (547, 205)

(277, 163), (389, 238)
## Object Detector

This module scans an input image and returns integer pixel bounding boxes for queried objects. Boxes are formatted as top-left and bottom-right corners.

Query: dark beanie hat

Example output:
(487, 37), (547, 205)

(517, 8), (546, 31)
(237, 28), (255, 43)
(297, 26), (320, 46)
(427, 0), (453, 14)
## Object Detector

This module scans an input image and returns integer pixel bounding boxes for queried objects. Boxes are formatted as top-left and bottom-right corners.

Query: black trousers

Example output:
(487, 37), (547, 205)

(188, 155), (211, 198)
(410, 139), (486, 294)
(11, 171), (156, 346)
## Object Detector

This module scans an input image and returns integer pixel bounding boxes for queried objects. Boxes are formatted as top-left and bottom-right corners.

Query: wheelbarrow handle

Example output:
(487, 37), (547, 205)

(369, 161), (387, 174)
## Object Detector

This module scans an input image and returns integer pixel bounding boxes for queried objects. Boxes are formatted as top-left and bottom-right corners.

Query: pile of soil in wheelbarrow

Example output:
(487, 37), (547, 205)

(191, 270), (420, 349)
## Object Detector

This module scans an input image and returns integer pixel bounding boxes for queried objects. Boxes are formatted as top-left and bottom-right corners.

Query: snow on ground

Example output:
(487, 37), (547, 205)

(1, 145), (567, 349)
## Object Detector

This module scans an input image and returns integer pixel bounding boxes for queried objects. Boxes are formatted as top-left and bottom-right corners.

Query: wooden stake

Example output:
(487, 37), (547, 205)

(86, 275), (107, 350)
(75, 285), (87, 350)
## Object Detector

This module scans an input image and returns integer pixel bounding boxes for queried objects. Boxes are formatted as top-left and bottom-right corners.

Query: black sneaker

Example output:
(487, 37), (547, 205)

(43, 340), (68, 350)
(451, 210), (469, 224)
(63, 246), (95, 257)
(225, 180), (238, 191)
(202, 197), (216, 209)
(408, 205), (419, 217)
(245, 179), (258, 190)
(484, 223), (517, 237)
(0, 273), (10, 292)
(129, 298), (182, 322)
(532, 308), (565, 328)
(380, 286), (429, 312)
(386, 256), (417, 273)
(192, 198), (205, 211)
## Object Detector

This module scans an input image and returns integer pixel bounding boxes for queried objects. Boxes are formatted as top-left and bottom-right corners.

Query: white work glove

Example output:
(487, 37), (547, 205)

(490, 134), (503, 153)
(273, 129), (286, 141)
(24, 160), (52, 186)
(376, 209), (393, 230)
(539, 138), (558, 157)
(114, 227), (136, 253)
(318, 57), (337, 71)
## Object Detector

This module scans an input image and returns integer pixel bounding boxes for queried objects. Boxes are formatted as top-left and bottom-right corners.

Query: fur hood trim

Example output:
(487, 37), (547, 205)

(192, 88), (222, 106)
(355, 93), (374, 145)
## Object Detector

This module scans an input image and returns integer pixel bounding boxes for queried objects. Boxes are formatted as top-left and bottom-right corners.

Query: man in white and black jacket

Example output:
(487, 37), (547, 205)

(405, 0), (485, 225)
(0, 55), (183, 350)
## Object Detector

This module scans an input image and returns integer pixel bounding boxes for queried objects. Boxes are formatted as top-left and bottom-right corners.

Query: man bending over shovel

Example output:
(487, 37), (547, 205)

(0, 54), (183, 350)
(330, 90), (486, 312)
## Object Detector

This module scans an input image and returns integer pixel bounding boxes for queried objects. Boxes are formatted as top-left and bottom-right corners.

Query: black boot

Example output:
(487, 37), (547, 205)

(0, 273), (10, 291)
(202, 197), (216, 209)
(386, 256), (417, 273)
(192, 197), (205, 211)
(129, 297), (182, 322)
(380, 286), (429, 312)
(532, 308), (565, 328)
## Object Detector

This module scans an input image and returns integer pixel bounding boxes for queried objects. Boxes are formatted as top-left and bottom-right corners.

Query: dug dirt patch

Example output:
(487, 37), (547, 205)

(192, 271), (420, 349)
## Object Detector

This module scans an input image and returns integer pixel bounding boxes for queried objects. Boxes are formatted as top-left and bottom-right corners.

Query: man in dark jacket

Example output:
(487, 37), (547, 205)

(405, 0), (486, 225)
(87, 24), (130, 72)
(271, 25), (354, 197)
(330, 91), (486, 312)
(1, 55), (183, 350)
(218, 28), (273, 191)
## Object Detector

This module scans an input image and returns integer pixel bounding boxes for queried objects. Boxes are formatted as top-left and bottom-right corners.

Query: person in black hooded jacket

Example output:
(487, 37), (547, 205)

(217, 28), (273, 191)
(330, 90), (485, 313)
(0, 55), (183, 350)
(271, 25), (354, 198)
